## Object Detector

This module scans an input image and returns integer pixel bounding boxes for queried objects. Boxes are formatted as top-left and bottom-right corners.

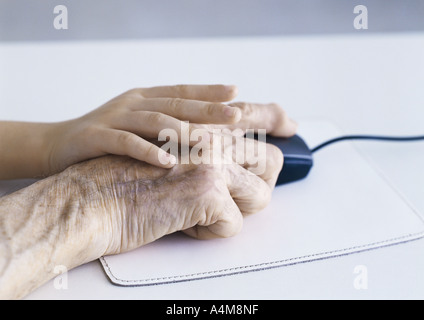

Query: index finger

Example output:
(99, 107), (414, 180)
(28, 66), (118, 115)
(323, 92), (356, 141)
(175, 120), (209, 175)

(137, 84), (238, 102)
(233, 136), (284, 188)
(206, 132), (284, 188)
(228, 102), (298, 137)
(225, 163), (273, 216)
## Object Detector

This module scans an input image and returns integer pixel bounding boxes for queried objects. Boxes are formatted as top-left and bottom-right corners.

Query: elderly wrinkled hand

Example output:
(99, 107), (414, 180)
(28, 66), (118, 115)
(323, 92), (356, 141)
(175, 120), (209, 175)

(0, 134), (283, 299)
(0, 84), (297, 300)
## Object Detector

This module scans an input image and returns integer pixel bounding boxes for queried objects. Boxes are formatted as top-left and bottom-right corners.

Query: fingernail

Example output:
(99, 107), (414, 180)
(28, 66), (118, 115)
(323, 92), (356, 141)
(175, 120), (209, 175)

(161, 152), (177, 166)
(224, 107), (241, 122)
(224, 106), (237, 117)
(167, 153), (177, 165)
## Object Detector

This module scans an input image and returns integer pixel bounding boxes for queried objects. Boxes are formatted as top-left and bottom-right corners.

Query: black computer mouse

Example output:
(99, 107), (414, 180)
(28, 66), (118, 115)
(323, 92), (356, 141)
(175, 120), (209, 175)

(263, 135), (314, 185)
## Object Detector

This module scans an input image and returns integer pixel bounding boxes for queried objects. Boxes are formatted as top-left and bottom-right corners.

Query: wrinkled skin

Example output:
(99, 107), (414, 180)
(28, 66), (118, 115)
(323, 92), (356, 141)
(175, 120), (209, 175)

(0, 137), (283, 299)
(74, 134), (282, 253)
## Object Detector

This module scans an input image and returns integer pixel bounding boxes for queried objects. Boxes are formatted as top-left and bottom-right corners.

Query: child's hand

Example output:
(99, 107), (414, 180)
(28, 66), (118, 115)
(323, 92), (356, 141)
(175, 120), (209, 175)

(47, 84), (243, 175)
(0, 84), (297, 179)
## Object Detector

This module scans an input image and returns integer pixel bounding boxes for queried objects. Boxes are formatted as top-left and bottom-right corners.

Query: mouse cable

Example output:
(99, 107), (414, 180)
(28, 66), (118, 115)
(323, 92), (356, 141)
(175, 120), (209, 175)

(311, 134), (424, 153)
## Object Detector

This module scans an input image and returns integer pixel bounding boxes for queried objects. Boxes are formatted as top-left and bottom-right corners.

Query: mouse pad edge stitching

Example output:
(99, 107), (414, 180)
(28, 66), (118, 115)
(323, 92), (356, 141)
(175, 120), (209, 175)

(99, 230), (424, 286)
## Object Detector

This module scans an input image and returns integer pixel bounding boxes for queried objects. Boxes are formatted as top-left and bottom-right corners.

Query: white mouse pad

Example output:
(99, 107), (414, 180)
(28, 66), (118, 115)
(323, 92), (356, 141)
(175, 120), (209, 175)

(99, 120), (424, 286)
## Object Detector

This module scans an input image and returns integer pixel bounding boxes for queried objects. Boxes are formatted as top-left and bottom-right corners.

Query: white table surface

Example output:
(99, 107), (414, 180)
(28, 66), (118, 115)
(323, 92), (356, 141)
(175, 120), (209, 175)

(1, 33), (424, 299)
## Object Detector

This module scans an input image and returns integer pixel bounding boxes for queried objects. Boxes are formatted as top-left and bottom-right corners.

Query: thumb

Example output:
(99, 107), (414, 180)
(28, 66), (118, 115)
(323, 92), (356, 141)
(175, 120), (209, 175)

(183, 197), (243, 240)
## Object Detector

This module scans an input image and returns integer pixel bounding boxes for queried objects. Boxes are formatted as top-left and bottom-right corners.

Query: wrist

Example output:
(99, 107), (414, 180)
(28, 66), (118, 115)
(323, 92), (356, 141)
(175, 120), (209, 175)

(0, 172), (106, 299)
(0, 121), (68, 179)
(37, 171), (109, 266)
(43, 120), (75, 176)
